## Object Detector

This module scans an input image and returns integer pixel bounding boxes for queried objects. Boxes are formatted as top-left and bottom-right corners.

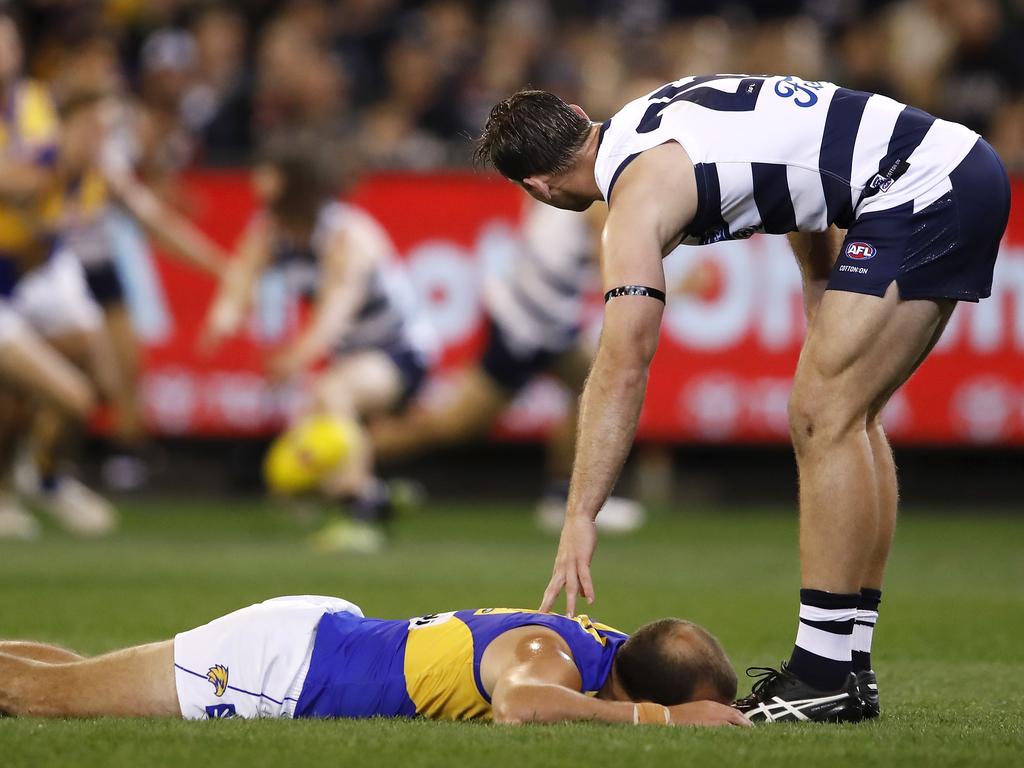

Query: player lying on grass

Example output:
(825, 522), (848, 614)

(0, 595), (748, 727)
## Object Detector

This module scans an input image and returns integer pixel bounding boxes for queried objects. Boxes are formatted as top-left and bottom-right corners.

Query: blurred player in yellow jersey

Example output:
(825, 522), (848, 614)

(43, 27), (230, 492)
(0, 594), (747, 728)
(0, 12), (113, 539)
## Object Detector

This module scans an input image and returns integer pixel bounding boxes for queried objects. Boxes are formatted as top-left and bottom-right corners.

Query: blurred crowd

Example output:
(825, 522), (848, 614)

(11, 0), (1024, 172)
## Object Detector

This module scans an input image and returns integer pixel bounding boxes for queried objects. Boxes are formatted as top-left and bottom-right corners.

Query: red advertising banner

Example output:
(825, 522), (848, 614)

(131, 171), (1024, 445)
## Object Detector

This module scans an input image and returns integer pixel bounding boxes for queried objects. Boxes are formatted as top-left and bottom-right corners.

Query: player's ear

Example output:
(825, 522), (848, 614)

(569, 103), (590, 121)
(522, 176), (552, 201)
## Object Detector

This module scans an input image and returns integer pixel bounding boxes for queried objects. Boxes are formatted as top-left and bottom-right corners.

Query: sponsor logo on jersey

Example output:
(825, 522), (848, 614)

(700, 225), (757, 246)
(845, 242), (876, 260)
(205, 703), (236, 719)
(207, 664), (229, 697)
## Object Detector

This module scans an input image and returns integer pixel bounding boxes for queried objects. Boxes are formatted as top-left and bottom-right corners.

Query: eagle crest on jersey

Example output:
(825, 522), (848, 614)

(206, 665), (229, 697)
(593, 74), (978, 244)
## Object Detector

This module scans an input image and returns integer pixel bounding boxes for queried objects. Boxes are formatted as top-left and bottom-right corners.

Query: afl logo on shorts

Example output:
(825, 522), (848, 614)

(845, 242), (876, 260)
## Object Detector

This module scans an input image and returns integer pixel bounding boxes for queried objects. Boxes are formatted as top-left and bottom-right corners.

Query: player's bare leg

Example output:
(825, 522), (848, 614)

(103, 304), (145, 448)
(546, 345), (591, 480)
(311, 351), (408, 553)
(0, 390), (39, 539)
(371, 367), (508, 460)
(791, 286), (951, 673)
(316, 351), (405, 498)
(0, 640), (84, 663)
(16, 329), (119, 536)
(0, 640), (178, 717)
(791, 284), (953, 594)
(852, 310), (953, 716)
(0, 326), (95, 421)
(739, 284), (954, 722)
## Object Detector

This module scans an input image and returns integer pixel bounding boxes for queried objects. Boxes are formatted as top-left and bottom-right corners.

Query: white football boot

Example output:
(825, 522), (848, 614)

(0, 493), (41, 540)
(16, 462), (118, 537)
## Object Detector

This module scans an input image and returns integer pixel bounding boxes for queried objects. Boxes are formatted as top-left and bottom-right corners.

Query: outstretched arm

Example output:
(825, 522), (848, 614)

(198, 217), (273, 353)
(107, 169), (229, 278)
(540, 144), (697, 615)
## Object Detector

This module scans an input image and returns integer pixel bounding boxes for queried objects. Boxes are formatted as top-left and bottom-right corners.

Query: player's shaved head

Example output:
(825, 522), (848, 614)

(474, 89), (591, 182)
(613, 618), (738, 706)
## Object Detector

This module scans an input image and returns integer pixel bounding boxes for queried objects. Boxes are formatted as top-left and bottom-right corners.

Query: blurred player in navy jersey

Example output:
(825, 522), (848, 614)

(201, 136), (437, 554)
(372, 194), (708, 532)
(477, 75), (1010, 722)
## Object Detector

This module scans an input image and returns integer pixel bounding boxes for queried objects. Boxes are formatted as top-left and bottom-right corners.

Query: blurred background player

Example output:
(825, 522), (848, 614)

(372, 195), (713, 533)
(42, 24), (230, 492)
(201, 136), (437, 553)
(372, 200), (647, 533)
(0, 15), (113, 538)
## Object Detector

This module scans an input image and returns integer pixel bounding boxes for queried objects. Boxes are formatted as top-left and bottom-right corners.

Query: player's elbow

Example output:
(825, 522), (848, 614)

(491, 683), (548, 725)
(491, 690), (527, 725)
(491, 700), (524, 725)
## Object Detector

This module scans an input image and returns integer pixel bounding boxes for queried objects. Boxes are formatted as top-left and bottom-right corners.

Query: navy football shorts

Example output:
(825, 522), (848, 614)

(386, 343), (428, 410)
(83, 260), (127, 306)
(828, 138), (1011, 302)
(479, 316), (574, 394)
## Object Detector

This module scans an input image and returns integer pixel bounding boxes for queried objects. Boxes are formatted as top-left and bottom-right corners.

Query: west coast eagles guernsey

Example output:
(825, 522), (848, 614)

(0, 79), (110, 288)
(294, 608), (627, 720)
(594, 74), (979, 245)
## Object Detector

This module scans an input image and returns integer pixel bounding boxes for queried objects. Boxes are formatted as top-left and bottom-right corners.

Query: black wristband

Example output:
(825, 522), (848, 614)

(603, 285), (666, 303)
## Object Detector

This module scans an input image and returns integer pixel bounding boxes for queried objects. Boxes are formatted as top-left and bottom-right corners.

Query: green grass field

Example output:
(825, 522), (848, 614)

(1, 499), (1022, 767)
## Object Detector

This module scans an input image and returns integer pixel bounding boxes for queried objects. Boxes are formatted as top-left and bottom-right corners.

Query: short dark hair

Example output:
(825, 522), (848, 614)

(614, 618), (738, 706)
(473, 89), (591, 182)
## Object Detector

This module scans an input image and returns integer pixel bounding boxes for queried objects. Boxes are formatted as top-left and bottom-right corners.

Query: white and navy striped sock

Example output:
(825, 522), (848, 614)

(852, 588), (882, 672)
(787, 588), (859, 691)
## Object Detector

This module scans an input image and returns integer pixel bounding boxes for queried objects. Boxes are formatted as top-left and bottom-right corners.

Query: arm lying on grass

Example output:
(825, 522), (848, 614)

(483, 627), (749, 727)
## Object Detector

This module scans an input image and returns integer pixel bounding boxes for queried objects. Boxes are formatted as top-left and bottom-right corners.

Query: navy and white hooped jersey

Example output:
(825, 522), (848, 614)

(271, 202), (437, 361)
(594, 74), (980, 244)
(484, 201), (596, 355)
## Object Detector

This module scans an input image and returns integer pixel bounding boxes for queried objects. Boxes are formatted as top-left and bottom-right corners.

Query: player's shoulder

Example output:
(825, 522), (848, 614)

(319, 201), (395, 256)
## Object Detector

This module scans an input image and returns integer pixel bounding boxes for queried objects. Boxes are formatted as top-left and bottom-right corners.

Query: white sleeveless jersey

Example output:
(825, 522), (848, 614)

(484, 200), (596, 355)
(594, 75), (979, 244)
(272, 202), (437, 362)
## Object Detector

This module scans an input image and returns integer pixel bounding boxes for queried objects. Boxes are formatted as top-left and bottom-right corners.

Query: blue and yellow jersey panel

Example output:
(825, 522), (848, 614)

(0, 79), (60, 261)
(0, 79), (59, 157)
(295, 609), (628, 720)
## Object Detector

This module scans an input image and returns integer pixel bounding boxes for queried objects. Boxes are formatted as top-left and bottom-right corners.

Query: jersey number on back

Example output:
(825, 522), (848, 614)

(637, 75), (765, 133)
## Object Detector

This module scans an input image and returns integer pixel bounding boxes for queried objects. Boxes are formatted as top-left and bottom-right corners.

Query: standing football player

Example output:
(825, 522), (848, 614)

(475, 76), (1009, 722)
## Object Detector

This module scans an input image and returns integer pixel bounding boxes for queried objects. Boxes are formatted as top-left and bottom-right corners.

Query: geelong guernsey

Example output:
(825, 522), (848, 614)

(594, 74), (979, 245)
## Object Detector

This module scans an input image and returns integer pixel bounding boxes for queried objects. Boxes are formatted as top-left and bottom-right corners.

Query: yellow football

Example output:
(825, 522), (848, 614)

(263, 415), (359, 494)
